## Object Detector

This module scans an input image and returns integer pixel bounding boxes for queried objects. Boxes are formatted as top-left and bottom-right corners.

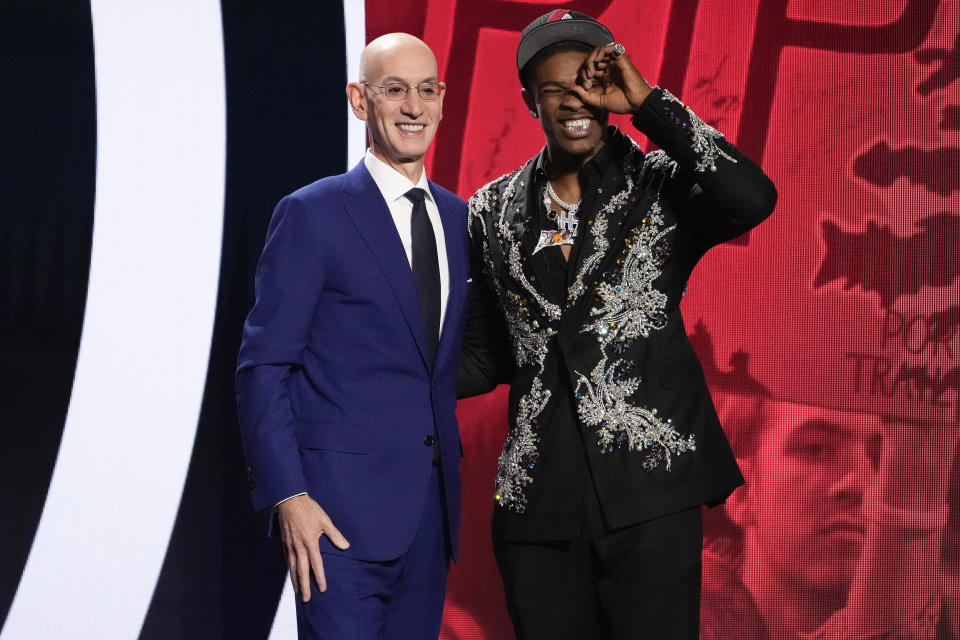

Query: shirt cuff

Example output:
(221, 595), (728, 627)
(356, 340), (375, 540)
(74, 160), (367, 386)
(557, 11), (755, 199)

(271, 492), (308, 512)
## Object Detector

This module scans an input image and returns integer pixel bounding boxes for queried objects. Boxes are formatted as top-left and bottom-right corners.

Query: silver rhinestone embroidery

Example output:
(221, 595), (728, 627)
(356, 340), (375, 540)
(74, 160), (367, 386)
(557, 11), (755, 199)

(508, 243), (562, 321)
(567, 142), (644, 302)
(574, 150), (693, 468)
(469, 169), (556, 513)
(574, 357), (695, 468)
(502, 291), (556, 368)
(660, 88), (737, 173)
(494, 377), (551, 512)
(468, 117), (712, 507)
(582, 204), (675, 343)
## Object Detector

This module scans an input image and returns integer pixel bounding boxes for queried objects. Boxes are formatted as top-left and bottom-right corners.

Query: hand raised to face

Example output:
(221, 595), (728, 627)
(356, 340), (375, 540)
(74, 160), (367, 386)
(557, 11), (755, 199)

(571, 43), (653, 114)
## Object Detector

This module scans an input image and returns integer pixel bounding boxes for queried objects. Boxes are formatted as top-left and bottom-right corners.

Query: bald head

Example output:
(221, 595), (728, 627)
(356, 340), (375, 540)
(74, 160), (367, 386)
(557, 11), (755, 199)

(346, 33), (445, 182)
(359, 33), (437, 84)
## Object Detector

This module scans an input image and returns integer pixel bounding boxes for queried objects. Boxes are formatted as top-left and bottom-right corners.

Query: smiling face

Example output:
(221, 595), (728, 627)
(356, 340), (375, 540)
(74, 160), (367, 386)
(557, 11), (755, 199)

(522, 47), (608, 165)
(347, 34), (443, 179)
(731, 401), (880, 594)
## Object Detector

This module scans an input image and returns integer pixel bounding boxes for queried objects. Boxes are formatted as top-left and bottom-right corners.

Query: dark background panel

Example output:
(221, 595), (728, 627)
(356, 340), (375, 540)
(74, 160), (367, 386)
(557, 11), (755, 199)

(139, 2), (347, 638)
(0, 0), (96, 629)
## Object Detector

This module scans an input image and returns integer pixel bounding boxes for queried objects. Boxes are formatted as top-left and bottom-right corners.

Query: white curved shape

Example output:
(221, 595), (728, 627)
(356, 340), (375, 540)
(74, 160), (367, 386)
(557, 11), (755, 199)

(345, 0), (367, 169)
(1, 1), (225, 638)
(267, 582), (298, 640)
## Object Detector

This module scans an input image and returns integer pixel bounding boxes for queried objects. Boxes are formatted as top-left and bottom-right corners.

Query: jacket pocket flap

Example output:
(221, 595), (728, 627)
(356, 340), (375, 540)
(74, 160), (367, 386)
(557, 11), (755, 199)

(297, 423), (373, 454)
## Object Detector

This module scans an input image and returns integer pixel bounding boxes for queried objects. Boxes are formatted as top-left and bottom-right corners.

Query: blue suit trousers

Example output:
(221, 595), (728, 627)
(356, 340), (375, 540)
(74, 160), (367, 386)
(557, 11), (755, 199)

(295, 465), (450, 639)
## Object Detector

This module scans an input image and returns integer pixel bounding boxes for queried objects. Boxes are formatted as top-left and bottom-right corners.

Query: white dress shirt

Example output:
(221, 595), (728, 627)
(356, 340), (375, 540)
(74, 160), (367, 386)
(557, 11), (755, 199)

(363, 149), (449, 331)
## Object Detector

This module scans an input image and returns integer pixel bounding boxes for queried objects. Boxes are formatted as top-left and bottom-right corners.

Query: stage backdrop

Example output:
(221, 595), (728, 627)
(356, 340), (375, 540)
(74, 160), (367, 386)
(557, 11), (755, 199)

(0, 1), (957, 638)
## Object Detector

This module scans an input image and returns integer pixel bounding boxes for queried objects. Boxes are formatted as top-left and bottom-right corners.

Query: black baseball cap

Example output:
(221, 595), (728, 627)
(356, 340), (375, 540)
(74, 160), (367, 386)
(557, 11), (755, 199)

(516, 10), (614, 72)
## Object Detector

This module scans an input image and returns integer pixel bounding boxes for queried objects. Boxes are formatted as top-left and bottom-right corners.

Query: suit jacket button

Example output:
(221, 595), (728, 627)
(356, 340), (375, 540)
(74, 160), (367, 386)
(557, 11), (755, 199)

(423, 435), (435, 446)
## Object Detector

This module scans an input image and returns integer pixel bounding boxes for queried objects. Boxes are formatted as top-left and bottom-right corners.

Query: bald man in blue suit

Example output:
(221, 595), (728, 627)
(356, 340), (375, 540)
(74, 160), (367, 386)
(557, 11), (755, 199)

(236, 33), (468, 639)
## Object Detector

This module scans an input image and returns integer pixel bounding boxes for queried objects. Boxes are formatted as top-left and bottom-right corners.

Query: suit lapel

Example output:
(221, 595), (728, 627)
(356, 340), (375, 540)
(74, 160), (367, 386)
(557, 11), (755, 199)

(342, 162), (432, 370)
(566, 134), (649, 314)
(432, 185), (465, 374)
(501, 159), (561, 303)
(513, 156), (556, 292)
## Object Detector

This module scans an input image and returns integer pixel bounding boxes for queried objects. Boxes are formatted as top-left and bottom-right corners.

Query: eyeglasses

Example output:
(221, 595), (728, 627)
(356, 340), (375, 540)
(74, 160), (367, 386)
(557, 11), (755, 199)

(362, 81), (446, 101)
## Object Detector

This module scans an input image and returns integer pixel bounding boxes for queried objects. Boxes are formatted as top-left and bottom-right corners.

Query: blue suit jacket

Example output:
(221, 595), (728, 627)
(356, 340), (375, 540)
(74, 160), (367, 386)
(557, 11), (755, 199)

(237, 161), (469, 561)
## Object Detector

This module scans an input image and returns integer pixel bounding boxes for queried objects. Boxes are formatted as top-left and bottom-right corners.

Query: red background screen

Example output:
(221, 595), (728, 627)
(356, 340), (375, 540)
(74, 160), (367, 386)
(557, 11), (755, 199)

(365, 1), (960, 637)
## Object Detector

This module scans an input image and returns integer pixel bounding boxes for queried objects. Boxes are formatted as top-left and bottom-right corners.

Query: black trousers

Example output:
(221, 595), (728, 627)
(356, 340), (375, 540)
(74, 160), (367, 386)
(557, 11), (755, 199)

(493, 489), (703, 640)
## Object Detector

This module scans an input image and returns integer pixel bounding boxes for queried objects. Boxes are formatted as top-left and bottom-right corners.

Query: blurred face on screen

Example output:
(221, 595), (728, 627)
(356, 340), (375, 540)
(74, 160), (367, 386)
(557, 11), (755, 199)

(523, 48), (609, 163)
(732, 401), (880, 594)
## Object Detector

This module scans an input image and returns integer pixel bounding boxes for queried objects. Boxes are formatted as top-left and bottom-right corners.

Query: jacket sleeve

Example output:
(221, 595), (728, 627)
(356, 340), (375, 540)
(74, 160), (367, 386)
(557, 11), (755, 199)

(457, 207), (515, 399)
(236, 194), (322, 512)
(631, 87), (778, 251)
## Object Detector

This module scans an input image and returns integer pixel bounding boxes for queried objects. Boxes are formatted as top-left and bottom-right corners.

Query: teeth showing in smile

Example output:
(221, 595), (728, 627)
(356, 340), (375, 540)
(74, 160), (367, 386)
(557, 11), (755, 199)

(563, 119), (590, 132)
(398, 123), (425, 132)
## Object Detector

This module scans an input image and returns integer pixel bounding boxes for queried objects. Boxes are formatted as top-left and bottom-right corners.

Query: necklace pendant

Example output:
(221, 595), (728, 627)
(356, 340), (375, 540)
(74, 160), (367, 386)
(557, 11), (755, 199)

(557, 209), (579, 235)
(534, 203), (580, 254)
(533, 228), (575, 254)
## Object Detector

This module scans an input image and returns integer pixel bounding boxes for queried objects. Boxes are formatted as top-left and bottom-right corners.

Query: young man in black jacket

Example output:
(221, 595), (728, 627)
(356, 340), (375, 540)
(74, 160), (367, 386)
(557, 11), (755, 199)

(458, 10), (777, 639)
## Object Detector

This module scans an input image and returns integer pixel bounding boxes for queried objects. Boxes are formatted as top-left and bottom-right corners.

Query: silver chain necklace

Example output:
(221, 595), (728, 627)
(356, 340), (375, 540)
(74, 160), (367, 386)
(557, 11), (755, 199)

(543, 180), (581, 214)
(534, 181), (582, 254)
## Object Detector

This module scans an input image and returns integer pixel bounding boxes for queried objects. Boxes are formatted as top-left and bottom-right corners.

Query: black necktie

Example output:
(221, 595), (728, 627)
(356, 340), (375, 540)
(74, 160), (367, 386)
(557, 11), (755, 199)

(406, 188), (440, 365)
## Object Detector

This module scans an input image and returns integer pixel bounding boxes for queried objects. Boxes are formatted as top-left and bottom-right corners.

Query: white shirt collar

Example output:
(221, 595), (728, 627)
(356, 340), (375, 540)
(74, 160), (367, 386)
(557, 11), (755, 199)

(363, 149), (433, 204)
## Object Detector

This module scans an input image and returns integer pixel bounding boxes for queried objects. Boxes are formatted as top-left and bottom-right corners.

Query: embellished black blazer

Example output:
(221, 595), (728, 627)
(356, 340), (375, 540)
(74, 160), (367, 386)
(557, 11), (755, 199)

(460, 87), (778, 539)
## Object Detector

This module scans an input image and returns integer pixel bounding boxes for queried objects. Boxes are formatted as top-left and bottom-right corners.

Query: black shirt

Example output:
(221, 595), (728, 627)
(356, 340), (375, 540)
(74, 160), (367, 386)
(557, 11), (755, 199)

(527, 132), (627, 304)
